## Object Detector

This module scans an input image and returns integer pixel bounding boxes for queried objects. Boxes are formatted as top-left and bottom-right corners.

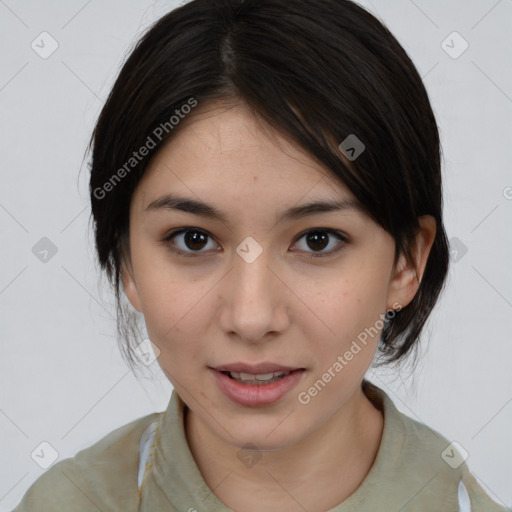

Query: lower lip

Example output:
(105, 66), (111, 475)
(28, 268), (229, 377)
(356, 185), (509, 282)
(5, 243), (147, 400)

(210, 368), (305, 407)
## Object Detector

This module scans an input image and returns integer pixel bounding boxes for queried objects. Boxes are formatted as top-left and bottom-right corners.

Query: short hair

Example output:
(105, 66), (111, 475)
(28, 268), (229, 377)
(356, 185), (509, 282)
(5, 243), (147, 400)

(88, 0), (450, 373)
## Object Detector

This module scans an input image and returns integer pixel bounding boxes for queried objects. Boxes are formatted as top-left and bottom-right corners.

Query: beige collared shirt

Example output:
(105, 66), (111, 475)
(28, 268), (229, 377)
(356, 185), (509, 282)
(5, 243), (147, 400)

(14, 381), (509, 511)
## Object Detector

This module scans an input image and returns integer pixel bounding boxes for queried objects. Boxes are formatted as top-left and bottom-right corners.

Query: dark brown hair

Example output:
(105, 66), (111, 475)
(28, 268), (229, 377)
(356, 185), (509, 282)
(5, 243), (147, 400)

(88, 0), (449, 373)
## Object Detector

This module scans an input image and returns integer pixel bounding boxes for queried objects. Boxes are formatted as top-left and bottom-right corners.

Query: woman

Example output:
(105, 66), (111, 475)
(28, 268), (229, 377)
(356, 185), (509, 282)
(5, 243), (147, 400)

(14, 0), (509, 510)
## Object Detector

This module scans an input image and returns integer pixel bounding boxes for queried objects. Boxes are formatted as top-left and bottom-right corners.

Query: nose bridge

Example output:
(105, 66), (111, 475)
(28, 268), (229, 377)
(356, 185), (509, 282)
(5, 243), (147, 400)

(221, 238), (288, 340)
(232, 241), (275, 304)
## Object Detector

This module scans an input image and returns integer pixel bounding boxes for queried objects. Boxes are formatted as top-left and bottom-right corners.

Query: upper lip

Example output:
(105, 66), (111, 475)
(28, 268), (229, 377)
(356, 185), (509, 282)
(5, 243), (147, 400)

(211, 362), (304, 374)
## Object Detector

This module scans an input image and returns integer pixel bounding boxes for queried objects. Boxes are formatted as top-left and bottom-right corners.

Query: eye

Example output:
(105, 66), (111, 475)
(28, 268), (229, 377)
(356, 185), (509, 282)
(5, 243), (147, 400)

(162, 228), (220, 257)
(162, 227), (348, 259)
(292, 229), (347, 258)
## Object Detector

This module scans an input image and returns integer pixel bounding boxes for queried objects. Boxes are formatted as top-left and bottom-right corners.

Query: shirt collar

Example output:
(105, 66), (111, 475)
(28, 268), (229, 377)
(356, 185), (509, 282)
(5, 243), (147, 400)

(143, 380), (418, 511)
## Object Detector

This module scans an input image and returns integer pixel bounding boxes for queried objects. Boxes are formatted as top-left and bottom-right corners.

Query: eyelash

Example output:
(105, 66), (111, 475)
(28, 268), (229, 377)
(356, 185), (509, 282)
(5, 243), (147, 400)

(161, 227), (348, 259)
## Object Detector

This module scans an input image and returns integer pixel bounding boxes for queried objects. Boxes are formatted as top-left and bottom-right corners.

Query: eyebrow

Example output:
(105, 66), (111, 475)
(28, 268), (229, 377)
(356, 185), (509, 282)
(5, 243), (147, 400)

(145, 193), (363, 224)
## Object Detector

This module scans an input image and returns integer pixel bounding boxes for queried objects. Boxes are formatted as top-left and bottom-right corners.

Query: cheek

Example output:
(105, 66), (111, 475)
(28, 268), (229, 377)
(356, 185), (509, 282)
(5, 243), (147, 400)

(129, 246), (209, 347)
(139, 281), (211, 379)
(303, 264), (390, 362)
(139, 276), (211, 346)
(295, 275), (387, 411)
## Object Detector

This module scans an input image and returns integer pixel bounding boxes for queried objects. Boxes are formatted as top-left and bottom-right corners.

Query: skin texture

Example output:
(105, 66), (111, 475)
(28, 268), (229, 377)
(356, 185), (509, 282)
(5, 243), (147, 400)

(122, 101), (436, 511)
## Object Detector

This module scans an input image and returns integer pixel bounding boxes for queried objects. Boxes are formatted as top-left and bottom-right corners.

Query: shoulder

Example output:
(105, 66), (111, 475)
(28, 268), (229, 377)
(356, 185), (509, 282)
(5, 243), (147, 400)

(13, 411), (163, 512)
(379, 390), (467, 501)
(374, 385), (509, 510)
(365, 381), (457, 472)
(397, 404), (455, 460)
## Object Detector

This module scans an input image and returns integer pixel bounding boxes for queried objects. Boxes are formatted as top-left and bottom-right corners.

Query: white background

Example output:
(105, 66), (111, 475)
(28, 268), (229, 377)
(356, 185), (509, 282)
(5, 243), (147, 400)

(1, 0), (511, 509)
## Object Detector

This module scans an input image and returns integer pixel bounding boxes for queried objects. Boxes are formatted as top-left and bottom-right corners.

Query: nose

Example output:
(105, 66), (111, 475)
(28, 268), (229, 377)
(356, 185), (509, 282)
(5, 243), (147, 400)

(218, 245), (290, 344)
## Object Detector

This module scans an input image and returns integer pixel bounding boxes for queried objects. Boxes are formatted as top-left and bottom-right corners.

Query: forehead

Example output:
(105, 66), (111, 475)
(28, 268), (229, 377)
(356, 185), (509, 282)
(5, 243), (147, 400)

(128, 105), (367, 234)
(133, 102), (358, 215)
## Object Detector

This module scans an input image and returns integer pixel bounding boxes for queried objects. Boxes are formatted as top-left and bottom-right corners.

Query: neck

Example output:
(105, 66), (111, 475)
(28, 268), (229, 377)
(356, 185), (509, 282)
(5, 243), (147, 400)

(184, 383), (384, 512)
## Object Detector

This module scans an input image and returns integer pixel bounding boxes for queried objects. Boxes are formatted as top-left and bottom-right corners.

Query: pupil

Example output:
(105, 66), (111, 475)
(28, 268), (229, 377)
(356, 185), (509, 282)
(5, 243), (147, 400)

(307, 231), (328, 251)
(185, 230), (207, 250)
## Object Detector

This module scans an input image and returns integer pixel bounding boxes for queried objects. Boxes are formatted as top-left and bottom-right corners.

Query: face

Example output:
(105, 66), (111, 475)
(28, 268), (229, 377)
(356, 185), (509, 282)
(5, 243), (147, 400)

(122, 101), (432, 451)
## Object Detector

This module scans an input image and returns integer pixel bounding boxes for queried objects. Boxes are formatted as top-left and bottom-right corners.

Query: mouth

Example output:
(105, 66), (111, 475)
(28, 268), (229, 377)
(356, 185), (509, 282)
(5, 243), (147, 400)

(219, 369), (299, 385)
(209, 363), (306, 406)
(211, 362), (305, 385)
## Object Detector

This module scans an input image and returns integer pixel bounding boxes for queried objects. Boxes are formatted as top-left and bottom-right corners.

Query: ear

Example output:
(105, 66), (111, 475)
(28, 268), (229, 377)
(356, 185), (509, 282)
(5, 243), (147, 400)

(387, 215), (437, 310)
(121, 262), (143, 313)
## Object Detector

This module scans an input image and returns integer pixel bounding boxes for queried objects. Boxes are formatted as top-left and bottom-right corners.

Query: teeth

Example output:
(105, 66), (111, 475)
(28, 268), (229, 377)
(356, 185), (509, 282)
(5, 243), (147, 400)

(255, 372), (278, 381)
(229, 371), (290, 382)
